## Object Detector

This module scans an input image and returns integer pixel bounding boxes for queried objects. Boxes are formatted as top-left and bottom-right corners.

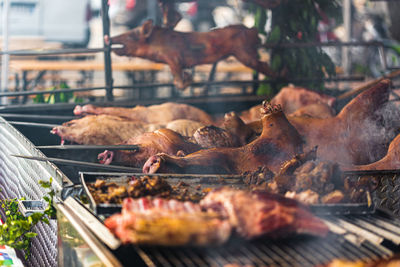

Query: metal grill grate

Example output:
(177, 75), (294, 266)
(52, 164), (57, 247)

(131, 210), (400, 267)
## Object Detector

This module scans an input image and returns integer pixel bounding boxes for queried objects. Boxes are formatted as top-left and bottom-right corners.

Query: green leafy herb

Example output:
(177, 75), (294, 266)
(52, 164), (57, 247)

(0, 178), (57, 258)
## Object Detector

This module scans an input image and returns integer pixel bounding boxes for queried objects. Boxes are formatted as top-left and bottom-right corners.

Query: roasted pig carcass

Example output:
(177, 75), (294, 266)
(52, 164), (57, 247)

(248, 79), (393, 165)
(200, 188), (329, 239)
(143, 102), (303, 174)
(52, 115), (205, 145)
(98, 128), (201, 167)
(240, 85), (336, 123)
(110, 20), (278, 89)
(289, 79), (392, 165)
(51, 115), (163, 145)
(104, 197), (232, 245)
(73, 102), (214, 124)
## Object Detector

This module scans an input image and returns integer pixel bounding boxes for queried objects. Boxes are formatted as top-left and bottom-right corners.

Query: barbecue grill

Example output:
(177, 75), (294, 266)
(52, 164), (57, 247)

(2, 1), (400, 267)
(57, 194), (400, 267)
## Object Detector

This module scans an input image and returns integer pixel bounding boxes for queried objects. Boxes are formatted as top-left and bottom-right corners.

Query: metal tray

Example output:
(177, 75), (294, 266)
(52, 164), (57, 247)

(79, 171), (376, 216)
(79, 172), (245, 215)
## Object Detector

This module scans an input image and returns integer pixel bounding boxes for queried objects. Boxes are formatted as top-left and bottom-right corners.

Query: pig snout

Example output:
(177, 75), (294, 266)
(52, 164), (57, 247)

(98, 150), (114, 165)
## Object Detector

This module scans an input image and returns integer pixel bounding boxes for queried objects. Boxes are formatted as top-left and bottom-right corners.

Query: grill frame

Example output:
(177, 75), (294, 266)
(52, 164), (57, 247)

(0, 117), (71, 267)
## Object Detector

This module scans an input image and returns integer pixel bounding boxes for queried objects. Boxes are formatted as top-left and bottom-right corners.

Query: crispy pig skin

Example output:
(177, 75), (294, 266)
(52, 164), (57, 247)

(110, 20), (278, 89)
(143, 102), (303, 174)
(200, 188), (329, 239)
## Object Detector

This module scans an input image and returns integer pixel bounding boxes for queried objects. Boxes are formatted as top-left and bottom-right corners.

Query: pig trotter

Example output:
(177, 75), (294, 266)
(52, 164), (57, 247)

(98, 150), (115, 165)
(73, 104), (96, 116)
(143, 155), (163, 173)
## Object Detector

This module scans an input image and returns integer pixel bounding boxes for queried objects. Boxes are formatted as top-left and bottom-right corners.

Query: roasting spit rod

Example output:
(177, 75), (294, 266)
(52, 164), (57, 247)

(3, 121), (59, 128)
(11, 154), (142, 172)
(36, 144), (140, 151)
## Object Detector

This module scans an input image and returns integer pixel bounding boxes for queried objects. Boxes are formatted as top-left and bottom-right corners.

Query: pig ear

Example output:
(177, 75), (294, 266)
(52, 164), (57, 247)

(140, 20), (154, 40)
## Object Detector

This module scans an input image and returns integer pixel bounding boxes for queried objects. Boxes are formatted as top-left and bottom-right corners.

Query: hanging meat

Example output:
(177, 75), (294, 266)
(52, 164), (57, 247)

(143, 101), (303, 174)
(98, 128), (201, 167)
(73, 102), (214, 124)
(110, 19), (279, 89)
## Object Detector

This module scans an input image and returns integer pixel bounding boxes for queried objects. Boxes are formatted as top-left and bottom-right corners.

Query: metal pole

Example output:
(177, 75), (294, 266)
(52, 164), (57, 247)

(1, 0), (11, 105)
(342, 0), (352, 76)
(101, 0), (114, 101)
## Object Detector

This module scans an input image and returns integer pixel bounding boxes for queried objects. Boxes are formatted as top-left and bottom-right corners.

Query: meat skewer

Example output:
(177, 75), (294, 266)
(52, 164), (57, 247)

(142, 101), (303, 174)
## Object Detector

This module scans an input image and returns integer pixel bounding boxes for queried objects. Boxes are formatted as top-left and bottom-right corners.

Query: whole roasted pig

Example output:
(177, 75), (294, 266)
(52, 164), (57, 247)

(143, 101), (303, 174)
(110, 20), (278, 89)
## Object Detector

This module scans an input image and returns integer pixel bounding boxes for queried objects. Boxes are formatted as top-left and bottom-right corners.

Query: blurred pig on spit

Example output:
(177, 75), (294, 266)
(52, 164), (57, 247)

(106, 19), (279, 89)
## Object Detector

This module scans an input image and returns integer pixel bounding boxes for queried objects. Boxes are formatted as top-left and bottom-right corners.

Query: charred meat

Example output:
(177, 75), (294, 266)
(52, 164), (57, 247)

(104, 197), (232, 245)
(143, 102), (303, 174)
(200, 188), (329, 239)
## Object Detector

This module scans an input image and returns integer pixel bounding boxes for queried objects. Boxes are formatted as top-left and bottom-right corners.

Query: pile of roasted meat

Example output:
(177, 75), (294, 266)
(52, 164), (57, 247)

(53, 77), (400, 248)
(88, 175), (209, 203)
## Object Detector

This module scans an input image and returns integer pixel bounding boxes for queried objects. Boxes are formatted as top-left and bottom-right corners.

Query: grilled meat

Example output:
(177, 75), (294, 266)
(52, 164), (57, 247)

(51, 115), (163, 145)
(89, 175), (207, 203)
(104, 197), (232, 245)
(200, 188), (329, 239)
(143, 101), (303, 174)
(110, 20), (278, 89)
(52, 115), (206, 145)
(73, 102), (214, 124)
(98, 128), (201, 167)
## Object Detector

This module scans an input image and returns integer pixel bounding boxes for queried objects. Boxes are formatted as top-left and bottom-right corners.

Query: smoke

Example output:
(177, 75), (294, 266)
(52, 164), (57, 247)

(357, 101), (400, 163)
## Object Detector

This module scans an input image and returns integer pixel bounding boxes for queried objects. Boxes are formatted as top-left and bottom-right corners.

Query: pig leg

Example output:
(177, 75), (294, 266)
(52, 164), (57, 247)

(233, 48), (278, 78)
(98, 150), (114, 165)
(167, 60), (193, 90)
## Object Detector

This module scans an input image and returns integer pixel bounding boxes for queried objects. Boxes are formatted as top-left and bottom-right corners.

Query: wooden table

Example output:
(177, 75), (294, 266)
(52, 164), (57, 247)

(8, 59), (254, 102)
